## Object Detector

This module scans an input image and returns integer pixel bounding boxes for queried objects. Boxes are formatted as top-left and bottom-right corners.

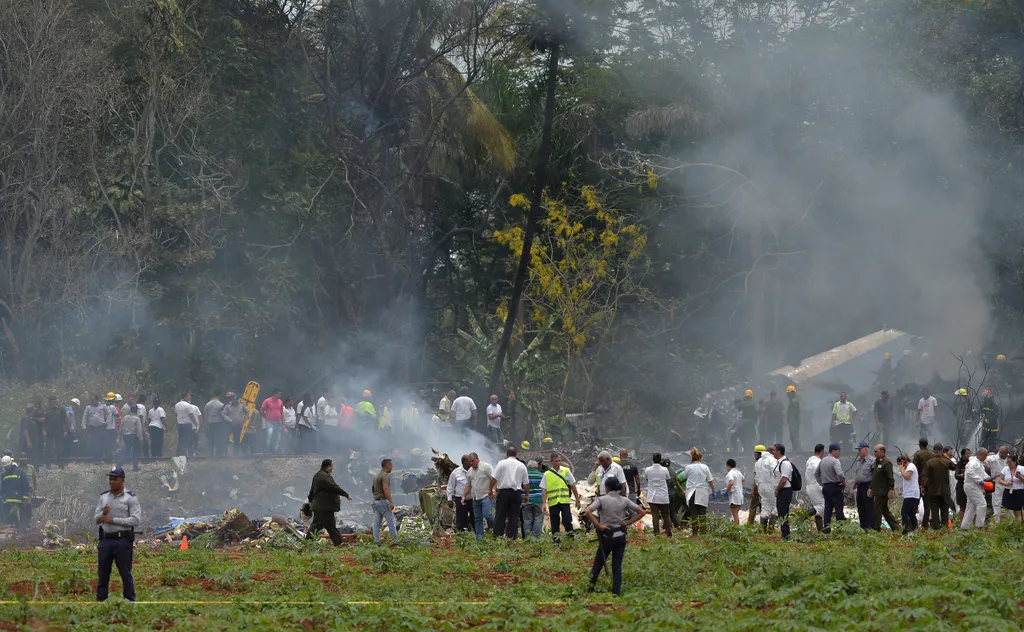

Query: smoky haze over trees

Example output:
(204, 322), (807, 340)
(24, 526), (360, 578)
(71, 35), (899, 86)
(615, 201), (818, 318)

(2, 0), (1024, 438)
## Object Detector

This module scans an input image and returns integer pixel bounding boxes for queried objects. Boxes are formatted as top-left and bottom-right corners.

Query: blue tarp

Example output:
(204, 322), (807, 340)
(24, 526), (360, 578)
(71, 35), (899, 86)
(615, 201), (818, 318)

(153, 515), (220, 535)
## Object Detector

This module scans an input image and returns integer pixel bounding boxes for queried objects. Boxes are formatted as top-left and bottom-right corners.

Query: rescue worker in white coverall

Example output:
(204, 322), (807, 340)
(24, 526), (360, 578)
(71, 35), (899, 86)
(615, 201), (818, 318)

(804, 443), (826, 531)
(961, 447), (990, 531)
(754, 443), (779, 531)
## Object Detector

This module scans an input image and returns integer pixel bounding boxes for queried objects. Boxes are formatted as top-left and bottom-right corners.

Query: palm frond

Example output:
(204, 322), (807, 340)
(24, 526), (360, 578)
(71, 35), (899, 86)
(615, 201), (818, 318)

(624, 97), (718, 137)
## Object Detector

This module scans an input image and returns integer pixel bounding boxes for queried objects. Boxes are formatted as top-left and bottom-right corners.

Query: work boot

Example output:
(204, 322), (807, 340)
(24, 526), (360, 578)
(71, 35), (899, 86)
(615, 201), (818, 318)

(814, 516), (823, 532)
(587, 576), (597, 593)
(760, 518), (770, 533)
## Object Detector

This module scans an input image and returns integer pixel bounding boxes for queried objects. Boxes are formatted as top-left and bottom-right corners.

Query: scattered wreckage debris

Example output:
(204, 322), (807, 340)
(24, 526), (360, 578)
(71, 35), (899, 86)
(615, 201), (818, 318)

(152, 508), (304, 545)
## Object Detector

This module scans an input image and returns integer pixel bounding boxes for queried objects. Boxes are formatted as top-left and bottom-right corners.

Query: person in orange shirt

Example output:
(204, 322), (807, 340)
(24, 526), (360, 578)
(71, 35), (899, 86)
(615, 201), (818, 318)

(338, 396), (354, 429)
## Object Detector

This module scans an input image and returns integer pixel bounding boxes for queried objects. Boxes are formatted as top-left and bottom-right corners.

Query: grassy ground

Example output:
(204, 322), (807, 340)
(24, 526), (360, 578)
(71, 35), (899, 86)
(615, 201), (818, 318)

(1, 515), (1023, 631)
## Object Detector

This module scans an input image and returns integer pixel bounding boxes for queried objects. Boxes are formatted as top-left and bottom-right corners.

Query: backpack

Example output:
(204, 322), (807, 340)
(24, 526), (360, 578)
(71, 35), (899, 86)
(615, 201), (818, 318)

(779, 457), (802, 491)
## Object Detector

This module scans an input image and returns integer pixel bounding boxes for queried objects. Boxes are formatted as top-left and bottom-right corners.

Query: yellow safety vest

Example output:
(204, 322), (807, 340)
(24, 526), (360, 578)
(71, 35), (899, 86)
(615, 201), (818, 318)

(543, 467), (571, 506)
(833, 402), (853, 424)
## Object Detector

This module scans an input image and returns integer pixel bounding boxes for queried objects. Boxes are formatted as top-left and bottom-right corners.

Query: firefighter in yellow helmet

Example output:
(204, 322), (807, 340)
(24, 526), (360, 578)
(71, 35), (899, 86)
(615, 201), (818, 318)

(953, 388), (974, 448)
(733, 390), (758, 453)
(785, 385), (801, 452)
(877, 352), (894, 393)
(355, 390), (377, 427)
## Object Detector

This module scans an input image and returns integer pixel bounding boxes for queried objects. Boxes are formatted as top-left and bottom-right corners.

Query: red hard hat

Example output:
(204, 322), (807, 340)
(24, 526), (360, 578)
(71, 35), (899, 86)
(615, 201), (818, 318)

(984, 481), (995, 493)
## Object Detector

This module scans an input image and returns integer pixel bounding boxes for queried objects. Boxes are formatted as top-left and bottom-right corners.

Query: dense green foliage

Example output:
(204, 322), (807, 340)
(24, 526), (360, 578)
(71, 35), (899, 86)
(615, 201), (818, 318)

(3, 519), (1024, 629)
(4, 0), (1024, 437)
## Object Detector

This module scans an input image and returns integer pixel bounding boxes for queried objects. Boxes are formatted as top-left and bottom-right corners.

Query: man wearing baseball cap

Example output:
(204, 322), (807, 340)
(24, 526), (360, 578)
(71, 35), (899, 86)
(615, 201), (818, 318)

(851, 441), (875, 529)
(94, 465), (141, 602)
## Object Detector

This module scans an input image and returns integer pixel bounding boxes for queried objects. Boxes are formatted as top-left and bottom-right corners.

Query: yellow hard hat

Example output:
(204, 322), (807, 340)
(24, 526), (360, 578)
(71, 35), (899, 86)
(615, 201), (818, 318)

(754, 444), (767, 453)
(785, 385), (796, 393)
(362, 389), (371, 398)
(521, 441), (530, 450)
(997, 354), (1007, 361)
(612, 456), (621, 463)
(105, 392), (116, 400)
(744, 390), (754, 398)
(955, 388), (968, 397)
(542, 437), (553, 444)
(883, 353), (892, 359)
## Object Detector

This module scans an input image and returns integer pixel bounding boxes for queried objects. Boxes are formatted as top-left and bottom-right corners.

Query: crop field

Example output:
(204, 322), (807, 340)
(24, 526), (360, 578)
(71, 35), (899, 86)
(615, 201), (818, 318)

(1, 517), (1023, 631)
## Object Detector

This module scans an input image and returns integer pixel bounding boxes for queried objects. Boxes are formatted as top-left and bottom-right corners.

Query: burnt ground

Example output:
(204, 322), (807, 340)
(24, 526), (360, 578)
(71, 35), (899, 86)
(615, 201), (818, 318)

(20, 453), (434, 544)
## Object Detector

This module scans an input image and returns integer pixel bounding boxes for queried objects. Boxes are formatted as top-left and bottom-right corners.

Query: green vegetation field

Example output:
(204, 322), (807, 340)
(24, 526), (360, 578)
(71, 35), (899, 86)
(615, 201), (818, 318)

(1, 517), (1023, 631)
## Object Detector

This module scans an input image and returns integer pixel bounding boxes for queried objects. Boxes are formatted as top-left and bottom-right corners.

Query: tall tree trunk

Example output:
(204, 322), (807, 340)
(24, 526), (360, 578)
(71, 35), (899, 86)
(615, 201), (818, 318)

(488, 42), (560, 395)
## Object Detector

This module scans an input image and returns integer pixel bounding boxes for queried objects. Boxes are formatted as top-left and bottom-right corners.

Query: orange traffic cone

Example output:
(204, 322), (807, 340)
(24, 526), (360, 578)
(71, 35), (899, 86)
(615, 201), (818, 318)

(180, 535), (189, 550)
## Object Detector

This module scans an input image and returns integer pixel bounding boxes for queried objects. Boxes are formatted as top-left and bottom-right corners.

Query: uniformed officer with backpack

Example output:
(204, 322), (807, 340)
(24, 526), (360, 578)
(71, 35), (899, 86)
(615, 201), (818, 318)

(94, 465), (141, 602)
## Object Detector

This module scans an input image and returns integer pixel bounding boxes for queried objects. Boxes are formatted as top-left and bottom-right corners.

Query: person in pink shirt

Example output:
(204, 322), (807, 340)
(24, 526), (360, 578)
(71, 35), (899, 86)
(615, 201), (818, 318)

(261, 389), (284, 454)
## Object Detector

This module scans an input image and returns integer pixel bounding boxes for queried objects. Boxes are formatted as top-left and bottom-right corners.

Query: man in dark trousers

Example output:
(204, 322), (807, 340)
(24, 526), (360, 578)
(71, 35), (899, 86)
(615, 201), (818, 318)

(490, 447), (529, 539)
(43, 396), (69, 469)
(868, 444), (900, 531)
(814, 443), (846, 533)
(873, 391), (894, 449)
(94, 466), (141, 602)
(851, 442), (875, 529)
(306, 459), (352, 546)
(921, 444), (955, 530)
(0, 456), (30, 529)
(912, 438), (935, 529)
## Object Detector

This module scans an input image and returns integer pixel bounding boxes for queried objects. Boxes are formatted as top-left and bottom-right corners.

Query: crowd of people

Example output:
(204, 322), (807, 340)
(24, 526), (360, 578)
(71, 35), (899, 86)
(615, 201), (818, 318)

(11, 386), (491, 470)
(728, 372), (1005, 459)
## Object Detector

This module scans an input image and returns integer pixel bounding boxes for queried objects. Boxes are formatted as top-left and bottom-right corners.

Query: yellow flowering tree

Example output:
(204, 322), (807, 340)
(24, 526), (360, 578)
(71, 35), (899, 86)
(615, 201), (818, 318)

(494, 184), (650, 406)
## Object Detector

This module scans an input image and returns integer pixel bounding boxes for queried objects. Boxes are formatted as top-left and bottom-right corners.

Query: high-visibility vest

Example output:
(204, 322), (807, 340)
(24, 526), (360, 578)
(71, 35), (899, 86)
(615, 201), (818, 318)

(543, 467), (572, 506)
(356, 401), (377, 420)
(833, 402), (853, 424)
(2, 472), (24, 502)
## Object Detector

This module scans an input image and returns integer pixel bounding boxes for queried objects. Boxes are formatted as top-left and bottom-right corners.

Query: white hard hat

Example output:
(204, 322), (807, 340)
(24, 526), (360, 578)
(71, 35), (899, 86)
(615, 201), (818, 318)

(115, 394), (123, 402)
(0, 456), (12, 467)
(70, 398), (81, 406)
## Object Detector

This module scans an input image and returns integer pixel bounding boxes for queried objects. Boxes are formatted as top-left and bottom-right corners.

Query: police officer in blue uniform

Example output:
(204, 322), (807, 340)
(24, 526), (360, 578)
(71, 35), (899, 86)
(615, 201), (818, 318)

(94, 465), (141, 602)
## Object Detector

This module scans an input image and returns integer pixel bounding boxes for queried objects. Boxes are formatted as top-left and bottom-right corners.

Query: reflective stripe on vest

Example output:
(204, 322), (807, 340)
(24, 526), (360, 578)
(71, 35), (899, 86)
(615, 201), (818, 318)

(544, 467), (571, 505)
(833, 402), (852, 424)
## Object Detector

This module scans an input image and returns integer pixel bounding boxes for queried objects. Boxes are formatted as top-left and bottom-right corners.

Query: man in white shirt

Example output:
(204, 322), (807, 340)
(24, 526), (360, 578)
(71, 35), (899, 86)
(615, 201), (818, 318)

(485, 395), (504, 445)
(462, 453), (494, 541)
(772, 444), (795, 540)
(490, 447), (529, 539)
(985, 445), (1010, 524)
(588, 451), (627, 499)
(450, 387), (477, 433)
(755, 445), (779, 530)
(316, 390), (330, 430)
(174, 393), (198, 457)
(897, 454), (920, 534)
(644, 453), (673, 536)
(917, 388), (939, 443)
(446, 454), (474, 532)
(961, 447), (989, 530)
(804, 444), (826, 531)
